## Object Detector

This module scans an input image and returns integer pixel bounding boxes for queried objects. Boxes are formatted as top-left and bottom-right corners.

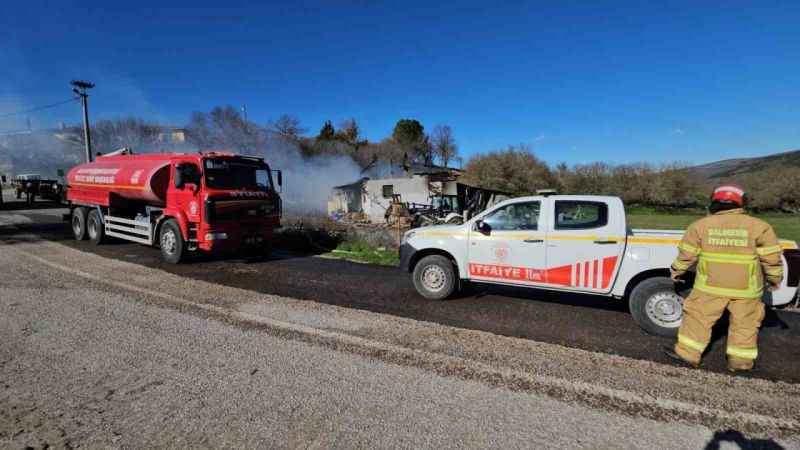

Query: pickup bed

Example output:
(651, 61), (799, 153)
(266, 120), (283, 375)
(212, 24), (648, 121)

(399, 195), (800, 336)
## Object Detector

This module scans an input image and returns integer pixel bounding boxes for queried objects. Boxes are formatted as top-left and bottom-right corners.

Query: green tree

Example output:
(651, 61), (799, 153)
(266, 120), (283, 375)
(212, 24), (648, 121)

(318, 120), (335, 140)
(392, 119), (424, 147)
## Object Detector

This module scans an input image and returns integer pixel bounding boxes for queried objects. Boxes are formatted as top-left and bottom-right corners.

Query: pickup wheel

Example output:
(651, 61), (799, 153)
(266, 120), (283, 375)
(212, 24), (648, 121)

(412, 255), (457, 300)
(159, 219), (186, 264)
(71, 207), (89, 241)
(87, 210), (106, 245)
(629, 277), (685, 337)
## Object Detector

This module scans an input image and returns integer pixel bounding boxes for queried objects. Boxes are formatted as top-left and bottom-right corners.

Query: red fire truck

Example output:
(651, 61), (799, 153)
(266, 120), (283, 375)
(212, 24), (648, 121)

(65, 149), (282, 263)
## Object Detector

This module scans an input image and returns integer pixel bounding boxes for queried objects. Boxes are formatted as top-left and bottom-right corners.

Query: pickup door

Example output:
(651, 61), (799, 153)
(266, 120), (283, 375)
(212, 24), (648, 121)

(544, 197), (626, 293)
(466, 199), (550, 288)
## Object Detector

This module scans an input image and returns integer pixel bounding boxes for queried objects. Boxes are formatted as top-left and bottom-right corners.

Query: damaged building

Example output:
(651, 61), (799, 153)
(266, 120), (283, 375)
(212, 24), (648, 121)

(328, 163), (509, 226)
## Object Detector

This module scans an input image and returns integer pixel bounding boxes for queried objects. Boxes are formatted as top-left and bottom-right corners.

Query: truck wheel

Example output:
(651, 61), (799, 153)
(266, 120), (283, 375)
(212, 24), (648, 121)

(72, 207), (89, 241)
(412, 255), (457, 300)
(629, 277), (685, 337)
(159, 220), (185, 264)
(87, 210), (106, 245)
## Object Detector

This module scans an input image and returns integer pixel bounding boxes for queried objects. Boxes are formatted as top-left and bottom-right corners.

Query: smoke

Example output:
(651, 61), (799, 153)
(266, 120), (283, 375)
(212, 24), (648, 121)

(243, 132), (362, 214)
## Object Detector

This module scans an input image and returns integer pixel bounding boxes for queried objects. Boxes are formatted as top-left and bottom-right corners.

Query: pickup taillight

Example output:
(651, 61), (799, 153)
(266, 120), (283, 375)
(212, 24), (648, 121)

(784, 249), (800, 287)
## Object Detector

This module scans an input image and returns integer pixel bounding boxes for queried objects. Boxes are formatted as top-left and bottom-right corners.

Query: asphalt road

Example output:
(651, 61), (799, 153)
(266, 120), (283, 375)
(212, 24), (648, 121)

(5, 201), (799, 384)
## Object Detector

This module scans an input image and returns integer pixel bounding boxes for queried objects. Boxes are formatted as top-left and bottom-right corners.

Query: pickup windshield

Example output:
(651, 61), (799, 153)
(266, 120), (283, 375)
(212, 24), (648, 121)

(203, 158), (273, 191)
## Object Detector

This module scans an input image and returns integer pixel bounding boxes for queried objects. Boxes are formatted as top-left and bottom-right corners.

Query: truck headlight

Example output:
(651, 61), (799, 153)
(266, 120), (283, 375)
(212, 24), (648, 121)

(401, 231), (416, 245)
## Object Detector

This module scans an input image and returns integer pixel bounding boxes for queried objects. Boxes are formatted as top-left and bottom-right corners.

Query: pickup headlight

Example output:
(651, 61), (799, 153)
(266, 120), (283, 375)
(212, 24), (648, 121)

(401, 230), (416, 245)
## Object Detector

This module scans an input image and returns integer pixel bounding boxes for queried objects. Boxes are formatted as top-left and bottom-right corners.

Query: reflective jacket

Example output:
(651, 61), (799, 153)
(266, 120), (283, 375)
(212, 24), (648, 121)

(671, 209), (784, 299)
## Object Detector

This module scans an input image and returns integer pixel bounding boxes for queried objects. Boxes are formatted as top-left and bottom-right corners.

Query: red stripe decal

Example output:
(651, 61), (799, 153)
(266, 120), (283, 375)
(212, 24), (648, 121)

(602, 256), (618, 289)
(583, 262), (589, 287)
(592, 260), (598, 289)
(468, 263), (572, 286)
(546, 265), (572, 286)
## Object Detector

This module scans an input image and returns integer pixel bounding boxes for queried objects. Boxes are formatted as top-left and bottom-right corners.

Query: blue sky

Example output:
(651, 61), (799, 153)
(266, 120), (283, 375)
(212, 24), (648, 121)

(1, 0), (799, 165)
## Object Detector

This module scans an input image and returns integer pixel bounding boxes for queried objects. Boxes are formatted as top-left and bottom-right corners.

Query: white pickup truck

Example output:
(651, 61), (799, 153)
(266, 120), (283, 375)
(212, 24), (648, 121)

(399, 195), (800, 336)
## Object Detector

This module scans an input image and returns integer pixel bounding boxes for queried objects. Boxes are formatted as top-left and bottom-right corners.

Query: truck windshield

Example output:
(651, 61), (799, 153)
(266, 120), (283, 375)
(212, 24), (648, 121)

(203, 158), (273, 191)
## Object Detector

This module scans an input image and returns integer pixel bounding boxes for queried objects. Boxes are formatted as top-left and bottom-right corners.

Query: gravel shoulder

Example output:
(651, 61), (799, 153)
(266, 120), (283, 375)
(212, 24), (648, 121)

(1, 236), (799, 448)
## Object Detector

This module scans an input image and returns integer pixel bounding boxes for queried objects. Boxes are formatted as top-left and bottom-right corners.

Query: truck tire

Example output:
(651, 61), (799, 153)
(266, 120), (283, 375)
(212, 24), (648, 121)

(159, 219), (185, 264)
(72, 207), (89, 241)
(629, 277), (686, 337)
(412, 255), (457, 300)
(87, 210), (106, 245)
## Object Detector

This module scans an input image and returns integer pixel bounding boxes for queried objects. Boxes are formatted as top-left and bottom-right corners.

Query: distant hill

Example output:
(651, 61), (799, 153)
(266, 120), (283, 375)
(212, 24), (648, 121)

(689, 149), (800, 181)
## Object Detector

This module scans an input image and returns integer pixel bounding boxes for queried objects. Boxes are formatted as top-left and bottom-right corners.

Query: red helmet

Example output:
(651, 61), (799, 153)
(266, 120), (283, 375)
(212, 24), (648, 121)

(711, 184), (745, 207)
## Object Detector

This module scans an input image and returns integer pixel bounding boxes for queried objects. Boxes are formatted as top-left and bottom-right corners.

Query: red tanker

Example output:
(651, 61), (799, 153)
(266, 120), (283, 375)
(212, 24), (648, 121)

(65, 150), (282, 263)
(67, 153), (172, 205)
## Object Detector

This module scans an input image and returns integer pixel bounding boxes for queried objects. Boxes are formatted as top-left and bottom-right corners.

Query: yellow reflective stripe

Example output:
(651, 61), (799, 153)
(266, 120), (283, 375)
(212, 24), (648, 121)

(694, 282), (762, 299)
(764, 266), (783, 276)
(756, 245), (782, 256)
(678, 242), (700, 255)
(548, 235), (621, 242)
(727, 346), (758, 360)
(678, 334), (707, 353)
(671, 259), (692, 271)
(700, 251), (758, 262)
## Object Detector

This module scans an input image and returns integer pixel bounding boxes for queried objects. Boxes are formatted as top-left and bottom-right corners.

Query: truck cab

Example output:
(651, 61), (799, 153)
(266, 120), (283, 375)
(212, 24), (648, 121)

(400, 195), (800, 336)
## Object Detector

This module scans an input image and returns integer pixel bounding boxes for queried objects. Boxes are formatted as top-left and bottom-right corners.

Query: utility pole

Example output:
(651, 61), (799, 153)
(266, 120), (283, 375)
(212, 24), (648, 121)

(70, 80), (95, 162)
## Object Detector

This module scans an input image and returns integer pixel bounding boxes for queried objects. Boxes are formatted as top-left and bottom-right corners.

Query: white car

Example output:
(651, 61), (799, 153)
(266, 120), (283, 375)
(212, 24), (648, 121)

(399, 195), (800, 336)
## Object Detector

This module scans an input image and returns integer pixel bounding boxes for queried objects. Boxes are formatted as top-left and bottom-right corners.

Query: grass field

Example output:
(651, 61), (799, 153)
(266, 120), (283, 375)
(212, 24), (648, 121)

(627, 210), (800, 244)
(323, 241), (400, 266)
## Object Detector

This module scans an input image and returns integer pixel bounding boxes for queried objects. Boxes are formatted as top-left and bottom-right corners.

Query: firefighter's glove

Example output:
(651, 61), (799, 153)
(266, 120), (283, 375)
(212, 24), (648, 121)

(670, 270), (682, 282)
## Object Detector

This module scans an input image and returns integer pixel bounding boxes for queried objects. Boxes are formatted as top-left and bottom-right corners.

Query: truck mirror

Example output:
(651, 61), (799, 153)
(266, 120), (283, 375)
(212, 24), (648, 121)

(174, 165), (185, 189)
(475, 220), (491, 235)
(277, 170), (283, 187)
(57, 169), (64, 177)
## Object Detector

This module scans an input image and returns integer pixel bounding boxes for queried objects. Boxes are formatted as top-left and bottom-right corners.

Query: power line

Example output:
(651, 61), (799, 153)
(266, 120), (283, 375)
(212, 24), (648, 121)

(0, 97), (78, 119)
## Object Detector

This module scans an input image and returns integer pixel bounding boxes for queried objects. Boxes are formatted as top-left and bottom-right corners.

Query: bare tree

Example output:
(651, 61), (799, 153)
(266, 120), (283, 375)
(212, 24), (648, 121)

(462, 144), (556, 194)
(266, 114), (307, 142)
(432, 124), (458, 167)
(186, 106), (264, 155)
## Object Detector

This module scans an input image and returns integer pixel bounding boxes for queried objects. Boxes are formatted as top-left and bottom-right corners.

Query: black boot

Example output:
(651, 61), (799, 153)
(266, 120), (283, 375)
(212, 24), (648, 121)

(663, 346), (700, 369)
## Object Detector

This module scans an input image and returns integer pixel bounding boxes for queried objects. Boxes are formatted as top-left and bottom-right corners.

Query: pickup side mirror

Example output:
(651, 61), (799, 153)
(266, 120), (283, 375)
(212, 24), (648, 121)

(277, 170), (283, 187)
(475, 219), (491, 235)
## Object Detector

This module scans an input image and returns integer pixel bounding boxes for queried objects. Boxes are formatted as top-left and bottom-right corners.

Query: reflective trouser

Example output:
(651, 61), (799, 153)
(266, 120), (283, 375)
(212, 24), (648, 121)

(674, 290), (765, 370)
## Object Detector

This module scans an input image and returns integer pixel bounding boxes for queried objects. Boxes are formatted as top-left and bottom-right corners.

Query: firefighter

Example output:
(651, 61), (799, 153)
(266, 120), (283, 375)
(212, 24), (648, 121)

(664, 184), (784, 372)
